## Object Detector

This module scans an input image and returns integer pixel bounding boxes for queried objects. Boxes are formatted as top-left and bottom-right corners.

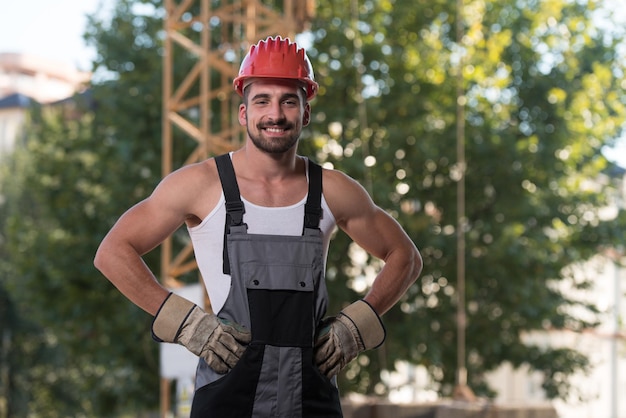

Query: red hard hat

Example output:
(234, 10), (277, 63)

(233, 36), (318, 100)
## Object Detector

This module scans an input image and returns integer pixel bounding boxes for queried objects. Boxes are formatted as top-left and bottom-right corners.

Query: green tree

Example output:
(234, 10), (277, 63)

(0, 97), (161, 415)
(1, 0), (230, 414)
(0, 1), (168, 415)
(307, 0), (626, 399)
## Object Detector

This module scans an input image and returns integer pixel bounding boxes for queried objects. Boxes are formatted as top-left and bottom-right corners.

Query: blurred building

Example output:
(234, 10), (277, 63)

(0, 53), (90, 103)
(0, 53), (90, 156)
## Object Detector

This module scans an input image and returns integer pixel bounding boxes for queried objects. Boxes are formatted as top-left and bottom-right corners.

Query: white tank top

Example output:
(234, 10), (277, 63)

(187, 162), (337, 313)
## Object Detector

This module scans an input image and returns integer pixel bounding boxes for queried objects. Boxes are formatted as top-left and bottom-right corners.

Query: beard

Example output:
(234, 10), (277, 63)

(247, 121), (300, 154)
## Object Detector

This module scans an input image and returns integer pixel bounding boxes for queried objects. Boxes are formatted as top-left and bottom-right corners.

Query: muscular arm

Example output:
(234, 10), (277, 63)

(324, 169), (422, 315)
(94, 162), (217, 315)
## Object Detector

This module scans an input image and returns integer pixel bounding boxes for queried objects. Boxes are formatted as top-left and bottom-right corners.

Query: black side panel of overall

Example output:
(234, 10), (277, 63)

(301, 347), (343, 418)
(190, 345), (264, 417)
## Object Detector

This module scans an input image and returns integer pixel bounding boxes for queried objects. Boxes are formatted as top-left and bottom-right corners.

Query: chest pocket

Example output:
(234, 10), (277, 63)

(244, 261), (315, 347)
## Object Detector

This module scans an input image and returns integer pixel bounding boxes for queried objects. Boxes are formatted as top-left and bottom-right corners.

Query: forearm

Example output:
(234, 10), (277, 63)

(94, 240), (169, 315)
(363, 244), (422, 315)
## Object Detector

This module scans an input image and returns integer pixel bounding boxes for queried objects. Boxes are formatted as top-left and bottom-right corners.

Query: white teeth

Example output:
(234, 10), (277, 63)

(265, 128), (284, 133)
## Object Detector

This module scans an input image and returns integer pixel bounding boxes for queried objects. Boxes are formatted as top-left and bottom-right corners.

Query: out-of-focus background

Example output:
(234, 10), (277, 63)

(0, 1), (111, 71)
(0, 1), (625, 417)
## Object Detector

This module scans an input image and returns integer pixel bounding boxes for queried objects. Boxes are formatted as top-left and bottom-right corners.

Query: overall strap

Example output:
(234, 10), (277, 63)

(215, 153), (246, 274)
(215, 154), (324, 273)
(304, 159), (323, 233)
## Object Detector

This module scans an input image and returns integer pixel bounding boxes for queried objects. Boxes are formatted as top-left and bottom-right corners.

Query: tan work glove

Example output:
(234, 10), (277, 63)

(314, 300), (386, 378)
(152, 293), (251, 374)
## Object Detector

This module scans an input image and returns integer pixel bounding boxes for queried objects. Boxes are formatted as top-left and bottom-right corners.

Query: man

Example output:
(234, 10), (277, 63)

(94, 36), (422, 417)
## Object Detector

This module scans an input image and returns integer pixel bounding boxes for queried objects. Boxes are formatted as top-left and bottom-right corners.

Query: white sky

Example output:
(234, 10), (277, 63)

(0, 0), (114, 71)
(0, 0), (624, 168)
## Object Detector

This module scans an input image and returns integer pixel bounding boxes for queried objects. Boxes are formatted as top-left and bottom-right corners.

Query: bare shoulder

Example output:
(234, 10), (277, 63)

(150, 158), (223, 223)
(162, 158), (217, 184)
(322, 167), (377, 226)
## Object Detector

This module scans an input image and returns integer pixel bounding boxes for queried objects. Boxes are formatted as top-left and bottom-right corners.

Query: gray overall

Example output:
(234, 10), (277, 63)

(190, 154), (343, 417)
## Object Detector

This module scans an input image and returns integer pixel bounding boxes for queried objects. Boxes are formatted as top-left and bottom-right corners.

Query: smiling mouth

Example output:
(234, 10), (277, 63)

(261, 123), (296, 135)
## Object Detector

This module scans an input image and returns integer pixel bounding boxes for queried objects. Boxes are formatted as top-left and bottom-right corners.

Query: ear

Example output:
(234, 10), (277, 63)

(238, 104), (247, 126)
(303, 103), (311, 127)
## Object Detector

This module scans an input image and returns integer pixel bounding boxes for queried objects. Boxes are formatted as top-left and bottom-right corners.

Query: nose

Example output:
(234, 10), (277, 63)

(266, 100), (284, 122)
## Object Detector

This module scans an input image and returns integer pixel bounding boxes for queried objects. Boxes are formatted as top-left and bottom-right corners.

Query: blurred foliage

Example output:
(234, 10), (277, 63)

(306, 0), (626, 399)
(0, 0), (166, 415)
(1, 0), (625, 415)
(0, 98), (160, 416)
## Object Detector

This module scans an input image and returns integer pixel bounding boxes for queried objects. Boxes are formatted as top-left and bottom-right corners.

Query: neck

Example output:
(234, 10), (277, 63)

(233, 145), (302, 181)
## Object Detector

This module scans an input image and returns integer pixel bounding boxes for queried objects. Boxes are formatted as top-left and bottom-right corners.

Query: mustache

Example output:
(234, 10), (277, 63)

(258, 118), (292, 130)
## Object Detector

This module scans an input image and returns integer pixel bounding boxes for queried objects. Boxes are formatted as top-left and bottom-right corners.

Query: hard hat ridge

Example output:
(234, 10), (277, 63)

(233, 36), (319, 100)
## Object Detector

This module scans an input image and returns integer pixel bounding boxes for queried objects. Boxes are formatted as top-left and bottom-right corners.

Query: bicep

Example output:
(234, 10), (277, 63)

(327, 172), (412, 261)
(103, 175), (194, 256)
(344, 205), (413, 262)
(107, 197), (186, 256)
